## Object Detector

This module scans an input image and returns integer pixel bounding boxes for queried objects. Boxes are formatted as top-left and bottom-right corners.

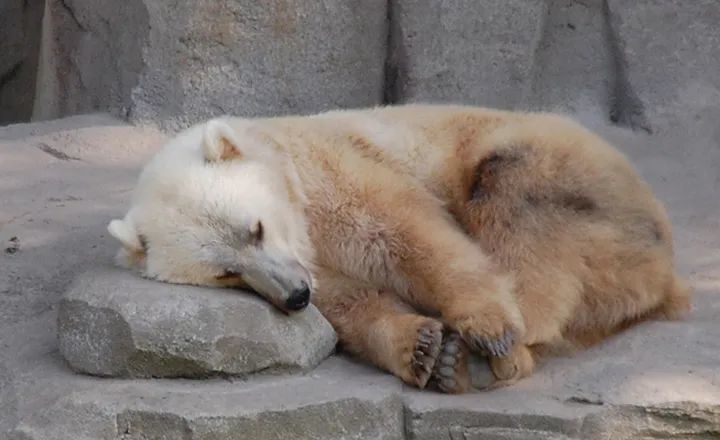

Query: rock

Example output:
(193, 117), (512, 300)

(6, 334), (404, 440)
(33, 0), (387, 131)
(404, 386), (597, 440)
(526, 0), (612, 118)
(0, 0), (44, 124)
(606, 0), (720, 133)
(109, 358), (405, 440)
(386, 0), (546, 109)
(57, 266), (337, 378)
(581, 403), (720, 440)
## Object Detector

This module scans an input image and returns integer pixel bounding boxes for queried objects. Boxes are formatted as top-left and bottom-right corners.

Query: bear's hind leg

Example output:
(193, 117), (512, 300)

(312, 268), (453, 390)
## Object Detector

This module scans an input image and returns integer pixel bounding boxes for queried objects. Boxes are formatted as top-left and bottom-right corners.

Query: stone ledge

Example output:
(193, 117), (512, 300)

(7, 353), (405, 440)
(57, 266), (337, 378)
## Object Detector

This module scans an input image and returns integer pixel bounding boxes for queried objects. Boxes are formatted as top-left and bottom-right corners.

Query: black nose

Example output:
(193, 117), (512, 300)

(285, 282), (311, 311)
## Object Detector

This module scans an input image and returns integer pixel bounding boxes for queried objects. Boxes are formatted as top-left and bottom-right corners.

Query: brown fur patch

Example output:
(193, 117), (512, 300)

(560, 193), (597, 213)
(468, 151), (521, 201)
(347, 134), (406, 175)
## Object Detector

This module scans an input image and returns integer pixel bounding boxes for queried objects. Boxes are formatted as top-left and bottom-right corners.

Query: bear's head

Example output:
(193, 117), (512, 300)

(108, 118), (315, 313)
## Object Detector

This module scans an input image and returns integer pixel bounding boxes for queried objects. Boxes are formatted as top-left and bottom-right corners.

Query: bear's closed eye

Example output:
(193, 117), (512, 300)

(250, 221), (264, 245)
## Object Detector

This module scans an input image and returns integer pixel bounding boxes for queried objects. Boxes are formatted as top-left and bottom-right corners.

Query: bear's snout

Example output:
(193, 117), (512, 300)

(285, 281), (311, 311)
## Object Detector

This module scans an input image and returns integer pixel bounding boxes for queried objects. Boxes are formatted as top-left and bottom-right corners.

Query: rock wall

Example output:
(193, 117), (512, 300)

(32, 0), (388, 131)
(5, 0), (720, 133)
(0, 0), (44, 124)
(385, 0), (547, 110)
(606, 0), (720, 133)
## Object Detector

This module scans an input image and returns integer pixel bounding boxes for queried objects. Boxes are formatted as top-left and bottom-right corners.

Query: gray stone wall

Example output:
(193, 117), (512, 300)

(0, 0), (44, 124)
(2, 0), (719, 133)
(31, 0), (388, 131)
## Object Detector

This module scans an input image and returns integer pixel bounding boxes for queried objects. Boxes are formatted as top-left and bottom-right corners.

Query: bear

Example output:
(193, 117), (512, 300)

(107, 104), (691, 393)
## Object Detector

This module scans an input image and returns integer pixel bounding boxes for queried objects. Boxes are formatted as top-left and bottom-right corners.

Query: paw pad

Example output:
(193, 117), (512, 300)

(429, 332), (470, 394)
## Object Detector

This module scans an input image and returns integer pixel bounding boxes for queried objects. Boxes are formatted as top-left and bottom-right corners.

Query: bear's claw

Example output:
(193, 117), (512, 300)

(411, 321), (443, 388)
(429, 332), (471, 394)
(472, 329), (514, 358)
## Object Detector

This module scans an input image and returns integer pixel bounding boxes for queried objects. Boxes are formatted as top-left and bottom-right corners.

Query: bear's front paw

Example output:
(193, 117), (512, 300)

(471, 327), (515, 358)
(446, 301), (523, 358)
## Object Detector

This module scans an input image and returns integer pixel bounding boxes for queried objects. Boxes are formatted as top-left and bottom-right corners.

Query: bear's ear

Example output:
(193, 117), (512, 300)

(202, 119), (244, 162)
(107, 217), (144, 254)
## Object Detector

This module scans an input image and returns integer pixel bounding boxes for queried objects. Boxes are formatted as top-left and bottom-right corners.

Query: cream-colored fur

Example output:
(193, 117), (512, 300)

(109, 104), (691, 393)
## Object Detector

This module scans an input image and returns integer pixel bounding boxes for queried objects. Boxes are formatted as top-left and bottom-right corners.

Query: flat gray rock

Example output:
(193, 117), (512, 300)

(58, 267), (337, 378)
(34, 0), (387, 131)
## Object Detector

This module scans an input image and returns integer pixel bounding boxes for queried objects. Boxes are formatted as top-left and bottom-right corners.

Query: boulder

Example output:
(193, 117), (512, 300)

(386, 0), (546, 109)
(57, 266), (337, 378)
(33, 0), (388, 130)
(606, 0), (720, 133)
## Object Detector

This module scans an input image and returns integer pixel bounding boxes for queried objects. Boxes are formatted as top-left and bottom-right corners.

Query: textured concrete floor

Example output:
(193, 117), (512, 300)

(0, 113), (718, 439)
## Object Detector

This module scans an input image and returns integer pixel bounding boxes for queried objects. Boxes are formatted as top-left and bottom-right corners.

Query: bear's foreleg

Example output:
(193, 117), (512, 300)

(388, 202), (525, 359)
(311, 267), (467, 391)
(309, 165), (525, 373)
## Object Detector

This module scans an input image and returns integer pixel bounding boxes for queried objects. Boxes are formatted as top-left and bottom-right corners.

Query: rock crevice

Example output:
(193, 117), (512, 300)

(602, 0), (651, 133)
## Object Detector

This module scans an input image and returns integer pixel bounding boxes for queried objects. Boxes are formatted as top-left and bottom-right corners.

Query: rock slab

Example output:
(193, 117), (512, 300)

(57, 266), (337, 378)
(34, 0), (388, 130)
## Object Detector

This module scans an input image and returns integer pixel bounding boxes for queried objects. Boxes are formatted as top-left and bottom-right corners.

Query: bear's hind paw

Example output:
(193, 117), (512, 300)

(428, 332), (472, 394)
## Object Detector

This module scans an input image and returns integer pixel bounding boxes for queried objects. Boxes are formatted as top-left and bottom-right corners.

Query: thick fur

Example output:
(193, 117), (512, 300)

(108, 104), (691, 392)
